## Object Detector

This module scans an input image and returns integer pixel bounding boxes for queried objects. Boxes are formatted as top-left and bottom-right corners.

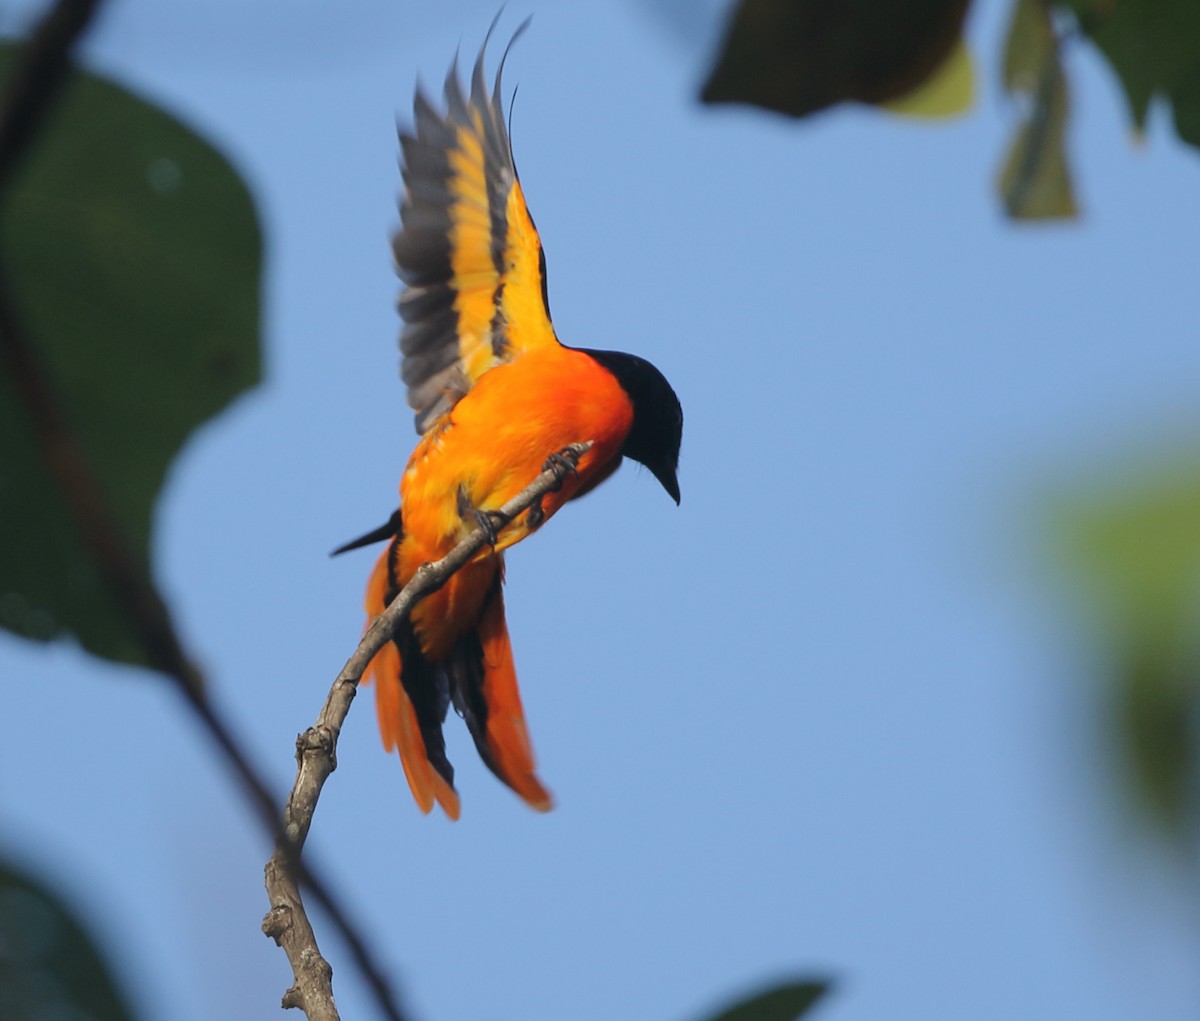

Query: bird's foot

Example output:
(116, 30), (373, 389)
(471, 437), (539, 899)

(542, 448), (581, 491)
(473, 508), (509, 547)
(528, 448), (583, 528)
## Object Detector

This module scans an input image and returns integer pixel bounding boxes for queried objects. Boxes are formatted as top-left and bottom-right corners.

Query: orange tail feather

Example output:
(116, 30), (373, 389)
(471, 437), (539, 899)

(472, 582), (553, 812)
(364, 546), (461, 820)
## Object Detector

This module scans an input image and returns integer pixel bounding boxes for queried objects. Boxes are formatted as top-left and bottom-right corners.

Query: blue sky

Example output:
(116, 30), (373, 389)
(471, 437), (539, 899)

(3, 1), (1200, 1020)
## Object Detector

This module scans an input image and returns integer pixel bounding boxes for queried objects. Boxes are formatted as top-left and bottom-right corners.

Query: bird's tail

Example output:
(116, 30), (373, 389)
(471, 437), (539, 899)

(364, 545), (461, 819)
(363, 546), (552, 815)
(447, 574), (554, 813)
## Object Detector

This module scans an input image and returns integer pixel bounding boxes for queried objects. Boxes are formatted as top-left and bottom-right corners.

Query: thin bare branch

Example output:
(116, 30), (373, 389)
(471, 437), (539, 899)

(0, 0), (104, 194)
(263, 441), (592, 1019)
(0, 5), (408, 1019)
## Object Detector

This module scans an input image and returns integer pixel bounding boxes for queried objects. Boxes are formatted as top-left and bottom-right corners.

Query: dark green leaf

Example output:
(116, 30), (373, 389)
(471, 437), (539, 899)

(0, 858), (138, 1021)
(701, 0), (969, 117)
(0, 44), (262, 667)
(1054, 0), (1200, 148)
(883, 37), (976, 120)
(697, 979), (831, 1021)
(1112, 636), (1197, 837)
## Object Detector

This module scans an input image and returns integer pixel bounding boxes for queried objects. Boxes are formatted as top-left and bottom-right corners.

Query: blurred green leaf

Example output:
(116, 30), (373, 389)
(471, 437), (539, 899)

(1112, 637), (1197, 836)
(0, 857), (138, 1021)
(1054, 458), (1200, 838)
(701, 0), (970, 118)
(884, 37), (976, 120)
(1003, 0), (1053, 92)
(0, 44), (262, 667)
(998, 0), (1078, 219)
(1055, 0), (1200, 148)
(696, 979), (830, 1021)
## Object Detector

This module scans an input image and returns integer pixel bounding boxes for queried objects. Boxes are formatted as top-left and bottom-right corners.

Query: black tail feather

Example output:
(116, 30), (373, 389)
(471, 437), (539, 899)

(445, 575), (507, 785)
(331, 509), (403, 556)
(395, 618), (455, 789)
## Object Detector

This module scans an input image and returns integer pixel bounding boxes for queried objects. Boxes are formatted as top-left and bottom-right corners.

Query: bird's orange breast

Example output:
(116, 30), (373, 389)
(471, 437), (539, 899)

(396, 346), (633, 653)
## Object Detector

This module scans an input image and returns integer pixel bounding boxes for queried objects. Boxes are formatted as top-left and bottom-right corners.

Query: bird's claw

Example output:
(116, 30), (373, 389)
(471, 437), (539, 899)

(528, 448), (583, 528)
(542, 448), (581, 492)
(473, 508), (509, 547)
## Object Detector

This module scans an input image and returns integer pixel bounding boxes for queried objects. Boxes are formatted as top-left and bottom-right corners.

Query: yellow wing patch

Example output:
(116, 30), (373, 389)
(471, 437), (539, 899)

(395, 30), (558, 433)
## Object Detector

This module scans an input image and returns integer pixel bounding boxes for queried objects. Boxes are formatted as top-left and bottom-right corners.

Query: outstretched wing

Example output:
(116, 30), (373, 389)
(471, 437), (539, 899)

(394, 29), (558, 434)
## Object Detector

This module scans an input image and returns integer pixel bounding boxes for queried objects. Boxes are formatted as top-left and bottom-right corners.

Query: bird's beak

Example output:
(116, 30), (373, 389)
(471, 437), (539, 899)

(656, 466), (681, 505)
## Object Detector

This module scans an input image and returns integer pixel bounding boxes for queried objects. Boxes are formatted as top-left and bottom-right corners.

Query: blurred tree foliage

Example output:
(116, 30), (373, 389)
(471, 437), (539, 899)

(701, 0), (1200, 849)
(698, 980), (830, 1021)
(702, 0), (970, 116)
(1060, 0), (1200, 147)
(0, 857), (139, 1021)
(702, 0), (1200, 220)
(0, 17), (832, 1021)
(1054, 460), (1200, 848)
(3, 0), (1197, 1017)
(0, 44), (261, 670)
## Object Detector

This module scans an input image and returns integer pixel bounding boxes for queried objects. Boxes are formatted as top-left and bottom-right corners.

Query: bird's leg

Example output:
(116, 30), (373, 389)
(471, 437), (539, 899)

(528, 446), (583, 528)
(458, 484), (509, 547)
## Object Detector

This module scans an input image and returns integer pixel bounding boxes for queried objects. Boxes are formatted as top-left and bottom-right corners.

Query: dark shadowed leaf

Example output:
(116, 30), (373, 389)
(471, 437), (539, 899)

(1055, 0), (1200, 148)
(697, 979), (831, 1021)
(997, 0), (1077, 220)
(1051, 457), (1200, 841)
(0, 44), (261, 667)
(701, 0), (969, 118)
(0, 858), (138, 1021)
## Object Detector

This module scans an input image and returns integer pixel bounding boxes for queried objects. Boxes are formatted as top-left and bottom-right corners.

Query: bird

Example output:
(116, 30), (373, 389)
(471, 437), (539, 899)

(335, 25), (683, 819)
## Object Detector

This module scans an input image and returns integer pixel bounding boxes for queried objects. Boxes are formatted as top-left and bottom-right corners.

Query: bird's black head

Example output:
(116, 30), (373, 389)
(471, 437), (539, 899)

(581, 348), (682, 503)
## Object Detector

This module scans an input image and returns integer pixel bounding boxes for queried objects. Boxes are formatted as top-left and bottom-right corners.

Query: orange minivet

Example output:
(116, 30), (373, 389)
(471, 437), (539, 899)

(337, 26), (682, 818)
